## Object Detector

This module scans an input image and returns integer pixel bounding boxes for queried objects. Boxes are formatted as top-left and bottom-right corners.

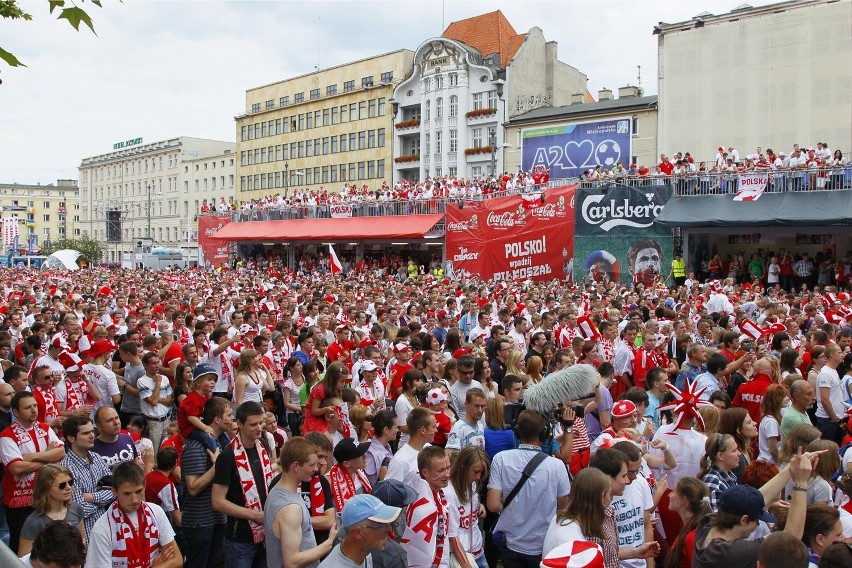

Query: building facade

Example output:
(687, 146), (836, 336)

(504, 89), (658, 175)
(79, 137), (235, 262)
(391, 11), (589, 182)
(181, 150), (237, 243)
(657, 0), (852, 161)
(235, 50), (414, 200)
(0, 179), (78, 254)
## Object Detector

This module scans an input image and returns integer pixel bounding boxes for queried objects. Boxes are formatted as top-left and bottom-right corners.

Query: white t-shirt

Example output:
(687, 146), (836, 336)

(816, 367), (847, 419)
(613, 475), (654, 568)
(137, 374), (173, 419)
(84, 502), (176, 568)
(394, 396), (416, 447)
(542, 515), (586, 558)
(651, 424), (707, 487)
(444, 481), (483, 558)
(401, 484), (455, 568)
(446, 419), (485, 452)
(386, 443), (426, 491)
(84, 363), (120, 417)
(757, 415), (780, 464)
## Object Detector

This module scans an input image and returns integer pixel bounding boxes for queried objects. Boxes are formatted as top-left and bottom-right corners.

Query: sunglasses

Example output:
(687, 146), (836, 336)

(57, 479), (75, 490)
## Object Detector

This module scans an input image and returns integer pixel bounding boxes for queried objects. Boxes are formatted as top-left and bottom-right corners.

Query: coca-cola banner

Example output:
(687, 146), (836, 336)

(198, 215), (232, 268)
(445, 185), (576, 282)
(573, 183), (673, 285)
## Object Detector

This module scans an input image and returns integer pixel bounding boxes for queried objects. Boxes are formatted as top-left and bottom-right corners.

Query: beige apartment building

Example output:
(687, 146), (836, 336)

(79, 137), (235, 262)
(0, 179), (79, 254)
(235, 49), (414, 199)
(656, 0), (852, 161)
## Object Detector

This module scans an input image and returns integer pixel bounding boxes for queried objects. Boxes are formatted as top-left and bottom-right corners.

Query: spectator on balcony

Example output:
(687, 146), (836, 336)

(727, 145), (740, 163)
(659, 155), (674, 176)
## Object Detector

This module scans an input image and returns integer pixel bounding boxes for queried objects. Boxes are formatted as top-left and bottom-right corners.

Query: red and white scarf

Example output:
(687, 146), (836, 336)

(108, 501), (160, 568)
(335, 404), (351, 438)
(230, 434), (273, 543)
(64, 377), (91, 411)
(6, 421), (50, 507)
(33, 385), (59, 422)
(432, 488), (448, 567)
(306, 474), (327, 516)
(328, 463), (372, 513)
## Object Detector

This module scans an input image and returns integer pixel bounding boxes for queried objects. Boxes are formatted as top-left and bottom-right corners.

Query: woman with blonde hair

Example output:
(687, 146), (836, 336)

(234, 348), (275, 405)
(483, 397), (514, 459)
(695, 406), (720, 435)
(445, 446), (490, 568)
(348, 403), (372, 443)
(758, 384), (786, 464)
(18, 464), (85, 556)
(524, 355), (544, 386)
(664, 477), (712, 568)
(505, 349), (526, 382)
(801, 439), (841, 505)
(542, 468), (612, 557)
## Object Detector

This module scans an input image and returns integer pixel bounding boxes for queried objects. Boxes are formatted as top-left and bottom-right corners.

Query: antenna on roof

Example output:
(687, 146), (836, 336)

(637, 65), (642, 88)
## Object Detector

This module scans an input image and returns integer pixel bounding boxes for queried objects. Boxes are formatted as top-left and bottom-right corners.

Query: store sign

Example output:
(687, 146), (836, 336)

(113, 137), (143, 150)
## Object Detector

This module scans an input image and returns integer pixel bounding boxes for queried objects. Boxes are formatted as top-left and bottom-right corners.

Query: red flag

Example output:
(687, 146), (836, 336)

(328, 244), (342, 275)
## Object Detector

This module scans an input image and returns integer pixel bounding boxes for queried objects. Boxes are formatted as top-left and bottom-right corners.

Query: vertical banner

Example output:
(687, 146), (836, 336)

(197, 215), (232, 268)
(573, 183), (673, 285)
(522, 118), (632, 179)
(445, 185), (575, 282)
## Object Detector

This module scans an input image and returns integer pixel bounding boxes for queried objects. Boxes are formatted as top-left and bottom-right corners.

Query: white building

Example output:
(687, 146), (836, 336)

(391, 10), (589, 182)
(656, 0), (852, 160)
(79, 137), (235, 262)
(181, 150), (237, 242)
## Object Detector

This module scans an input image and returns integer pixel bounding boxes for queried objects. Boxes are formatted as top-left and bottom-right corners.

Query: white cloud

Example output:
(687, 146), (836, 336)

(0, 0), (775, 184)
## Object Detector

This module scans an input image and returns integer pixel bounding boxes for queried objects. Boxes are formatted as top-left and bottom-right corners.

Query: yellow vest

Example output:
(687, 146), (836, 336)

(672, 258), (685, 277)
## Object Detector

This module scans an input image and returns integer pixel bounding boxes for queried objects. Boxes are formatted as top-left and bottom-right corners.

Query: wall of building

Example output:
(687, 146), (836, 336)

(235, 50), (414, 199)
(181, 150), (237, 244)
(658, 0), (852, 160)
(506, 28), (588, 118)
(0, 179), (78, 253)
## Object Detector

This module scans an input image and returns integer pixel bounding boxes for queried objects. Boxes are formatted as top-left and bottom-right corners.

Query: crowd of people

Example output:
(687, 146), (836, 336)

(200, 168), (553, 216)
(1, 263), (852, 568)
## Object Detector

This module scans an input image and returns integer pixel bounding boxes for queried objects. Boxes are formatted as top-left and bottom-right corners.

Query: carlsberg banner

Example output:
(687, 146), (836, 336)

(574, 183), (674, 285)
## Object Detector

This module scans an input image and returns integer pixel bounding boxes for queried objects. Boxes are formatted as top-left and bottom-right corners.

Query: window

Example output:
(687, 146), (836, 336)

(368, 161), (375, 178)
(340, 164), (347, 181)
(378, 97), (386, 116)
(381, 71), (393, 83)
(349, 163), (356, 180)
(294, 92), (304, 103)
(472, 93), (483, 110)
(472, 127), (482, 147)
(449, 129), (457, 152)
(425, 100), (431, 121)
(377, 128), (385, 147)
(43, 214), (50, 222)
(261, 122), (268, 137)
(298, 114), (304, 130)
(265, 99), (274, 109)
(349, 133), (356, 150)
(314, 110), (321, 126)
(331, 136), (338, 153)
(310, 88), (320, 100)
(436, 131), (442, 153)
(436, 97), (443, 119)
(306, 113), (313, 129)
(322, 166), (329, 184)
(350, 103), (357, 121)
(368, 99), (376, 117)
(362, 76), (373, 88)
(377, 159), (385, 179)
(358, 101), (366, 120)
(314, 139), (321, 156)
(240, 126), (247, 141)
(326, 84), (337, 96)
(435, 75), (444, 89)
(298, 141), (305, 158)
(332, 107), (339, 124)
(280, 96), (289, 106)
(340, 134), (347, 152)
(358, 161), (366, 179)
(275, 118), (282, 134)
(423, 78), (431, 92)
(368, 130), (376, 148)
(251, 103), (261, 113)
(344, 80), (355, 92)
(487, 90), (498, 109)
(449, 95), (458, 117)
(340, 104), (348, 122)
(356, 132), (363, 150)
(449, 73), (458, 86)
(322, 137), (329, 155)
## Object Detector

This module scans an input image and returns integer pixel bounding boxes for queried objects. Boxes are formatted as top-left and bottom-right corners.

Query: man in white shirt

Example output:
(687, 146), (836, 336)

(137, 352), (174, 451)
(446, 388), (486, 457)
(386, 407), (436, 490)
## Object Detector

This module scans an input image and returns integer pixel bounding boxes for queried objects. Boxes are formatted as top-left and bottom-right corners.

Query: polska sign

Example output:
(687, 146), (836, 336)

(578, 184), (671, 233)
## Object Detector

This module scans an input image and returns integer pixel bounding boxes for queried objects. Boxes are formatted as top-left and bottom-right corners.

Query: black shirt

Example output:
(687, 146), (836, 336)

(213, 443), (269, 543)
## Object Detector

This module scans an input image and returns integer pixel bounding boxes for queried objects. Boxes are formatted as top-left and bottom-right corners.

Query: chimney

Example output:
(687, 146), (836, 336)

(571, 93), (585, 105)
(618, 85), (642, 98)
(598, 88), (613, 101)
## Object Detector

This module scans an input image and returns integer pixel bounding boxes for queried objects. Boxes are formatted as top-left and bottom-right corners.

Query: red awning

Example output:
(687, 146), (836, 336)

(213, 214), (444, 242)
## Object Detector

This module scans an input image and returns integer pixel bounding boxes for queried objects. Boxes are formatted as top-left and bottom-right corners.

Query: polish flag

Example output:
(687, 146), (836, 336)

(329, 244), (342, 275)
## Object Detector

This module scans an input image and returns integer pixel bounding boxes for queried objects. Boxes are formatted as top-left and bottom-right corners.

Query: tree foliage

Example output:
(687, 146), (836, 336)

(1, 0), (104, 68)
(44, 235), (103, 261)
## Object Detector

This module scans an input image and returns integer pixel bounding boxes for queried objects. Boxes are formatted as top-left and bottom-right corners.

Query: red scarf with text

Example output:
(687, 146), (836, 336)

(33, 385), (59, 422)
(64, 377), (91, 410)
(432, 488), (448, 567)
(307, 474), (326, 516)
(230, 434), (273, 543)
(328, 463), (372, 514)
(108, 500), (160, 568)
(5, 421), (50, 507)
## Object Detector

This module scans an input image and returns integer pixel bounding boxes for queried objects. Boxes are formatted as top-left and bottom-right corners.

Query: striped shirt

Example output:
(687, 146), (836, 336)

(60, 449), (113, 539)
(181, 437), (228, 528)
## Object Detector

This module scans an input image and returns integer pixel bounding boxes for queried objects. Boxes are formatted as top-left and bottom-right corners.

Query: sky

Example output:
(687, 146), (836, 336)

(1, 0), (776, 185)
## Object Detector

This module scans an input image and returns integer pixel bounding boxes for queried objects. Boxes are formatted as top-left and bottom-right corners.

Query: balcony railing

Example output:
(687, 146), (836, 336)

(577, 167), (852, 196)
(201, 178), (576, 222)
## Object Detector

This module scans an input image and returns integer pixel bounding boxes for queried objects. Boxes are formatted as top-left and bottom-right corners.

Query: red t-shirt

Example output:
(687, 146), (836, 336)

(178, 390), (209, 439)
(388, 362), (413, 400)
(659, 161), (674, 175)
(732, 373), (773, 424)
(163, 341), (183, 369)
(433, 411), (452, 446)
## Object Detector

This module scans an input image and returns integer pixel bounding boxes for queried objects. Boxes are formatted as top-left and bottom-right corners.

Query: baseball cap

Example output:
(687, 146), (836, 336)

(192, 363), (218, 382)
(718, 485), (775, 522)
(393, 342), (410, 354)
(469, 329), (487, 342)
(541, 540), (605, 568)
(341, 494), (401, 528)
(332, 437), (371, 463)
(372, 479), (418, 509)
(239, 324), (257, 335)
(361, 360), (378, 372)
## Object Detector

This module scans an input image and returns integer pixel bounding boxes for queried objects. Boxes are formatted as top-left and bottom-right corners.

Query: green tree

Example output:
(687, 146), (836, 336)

(43, 235), (103, 261)
(1, 0), (104, 68)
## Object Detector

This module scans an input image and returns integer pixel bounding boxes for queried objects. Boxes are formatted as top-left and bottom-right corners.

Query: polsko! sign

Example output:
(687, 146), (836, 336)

(522, 118), (632, 179)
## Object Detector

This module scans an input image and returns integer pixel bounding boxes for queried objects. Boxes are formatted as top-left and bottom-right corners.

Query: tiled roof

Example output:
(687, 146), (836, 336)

(442, 10), (525, 68)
